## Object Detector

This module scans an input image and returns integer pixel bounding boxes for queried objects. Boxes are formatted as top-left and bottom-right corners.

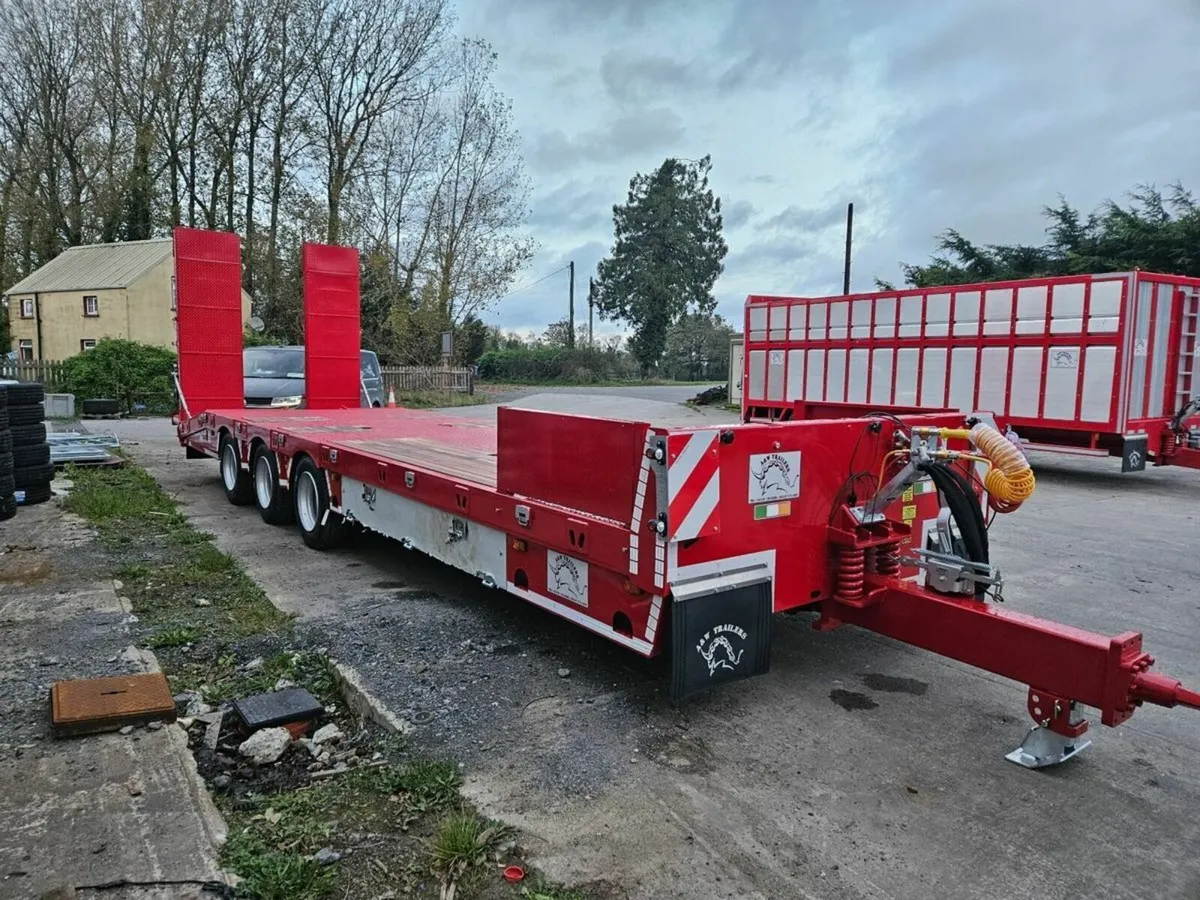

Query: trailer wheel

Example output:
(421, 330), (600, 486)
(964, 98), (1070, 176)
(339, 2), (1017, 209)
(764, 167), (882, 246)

(293, 456), (344, 550)
(252, 444), (293, 526)
(219, 435), (253, 505)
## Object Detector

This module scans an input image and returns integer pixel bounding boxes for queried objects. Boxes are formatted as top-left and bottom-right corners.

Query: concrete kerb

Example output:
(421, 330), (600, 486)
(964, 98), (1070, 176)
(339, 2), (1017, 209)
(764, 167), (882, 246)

(329, 660), (415, 736)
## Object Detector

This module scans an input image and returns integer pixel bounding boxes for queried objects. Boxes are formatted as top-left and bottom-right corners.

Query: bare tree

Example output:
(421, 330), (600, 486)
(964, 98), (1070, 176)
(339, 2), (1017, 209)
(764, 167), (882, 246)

(309, 0), (448, 243)
(424, 39), (535, 325)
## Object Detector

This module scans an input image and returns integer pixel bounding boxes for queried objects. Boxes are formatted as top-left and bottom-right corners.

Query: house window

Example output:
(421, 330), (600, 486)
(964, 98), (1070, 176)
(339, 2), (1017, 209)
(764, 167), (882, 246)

(18, 339), (33, 360)
(83, 295), (99, 317)
(80, 339), (97, 352)
(20, 298), (33, 318)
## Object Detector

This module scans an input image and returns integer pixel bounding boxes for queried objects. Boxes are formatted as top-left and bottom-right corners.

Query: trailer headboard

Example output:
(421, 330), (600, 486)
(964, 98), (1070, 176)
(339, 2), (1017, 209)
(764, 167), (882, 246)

(173, 226), (244, 415)
(302, 242), (361, 409)
(497, 406), (652, 524)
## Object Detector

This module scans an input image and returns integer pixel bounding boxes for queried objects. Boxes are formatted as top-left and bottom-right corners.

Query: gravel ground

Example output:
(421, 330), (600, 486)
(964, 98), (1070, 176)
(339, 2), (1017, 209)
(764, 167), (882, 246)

(106, 400), (1200, 900)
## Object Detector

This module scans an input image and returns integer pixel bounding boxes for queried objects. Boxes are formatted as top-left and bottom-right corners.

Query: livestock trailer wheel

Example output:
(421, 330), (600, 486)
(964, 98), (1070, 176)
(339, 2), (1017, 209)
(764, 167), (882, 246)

(219, 435), (253, 505)
(252, 444), (293, 526)
(292, 456), (344, 550)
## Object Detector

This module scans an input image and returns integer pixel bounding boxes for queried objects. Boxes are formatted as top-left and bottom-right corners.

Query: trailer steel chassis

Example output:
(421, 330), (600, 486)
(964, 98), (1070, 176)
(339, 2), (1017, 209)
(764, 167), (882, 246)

(172, 227), (1199, 768)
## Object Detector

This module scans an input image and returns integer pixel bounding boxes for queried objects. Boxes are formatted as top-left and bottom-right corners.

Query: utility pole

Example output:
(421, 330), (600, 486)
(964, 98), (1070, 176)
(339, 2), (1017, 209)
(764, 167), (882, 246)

(567, 261), (575, 349)
(588, 276), (595, 348)
(843, 202), (854, 295)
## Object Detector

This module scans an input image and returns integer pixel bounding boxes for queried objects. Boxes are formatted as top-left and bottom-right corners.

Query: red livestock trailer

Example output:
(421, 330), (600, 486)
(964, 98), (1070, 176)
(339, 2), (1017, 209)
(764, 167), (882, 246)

(173, 227), (1199, 769)
(742, 271), (1200, 472)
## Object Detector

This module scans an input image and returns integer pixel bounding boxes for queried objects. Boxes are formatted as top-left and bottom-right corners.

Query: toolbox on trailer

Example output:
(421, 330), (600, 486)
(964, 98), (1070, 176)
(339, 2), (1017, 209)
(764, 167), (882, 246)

(742, 271), (1200, 469)
(171, 226), (1200, 770)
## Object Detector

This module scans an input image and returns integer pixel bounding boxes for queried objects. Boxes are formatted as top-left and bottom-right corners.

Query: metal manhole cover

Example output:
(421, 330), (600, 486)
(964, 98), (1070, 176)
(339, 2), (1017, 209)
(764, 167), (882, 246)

(51, 672), (176, 737)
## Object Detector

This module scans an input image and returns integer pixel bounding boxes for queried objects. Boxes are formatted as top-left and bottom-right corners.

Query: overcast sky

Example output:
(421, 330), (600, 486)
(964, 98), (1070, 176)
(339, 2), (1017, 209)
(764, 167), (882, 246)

(454, 0), (1200, 338)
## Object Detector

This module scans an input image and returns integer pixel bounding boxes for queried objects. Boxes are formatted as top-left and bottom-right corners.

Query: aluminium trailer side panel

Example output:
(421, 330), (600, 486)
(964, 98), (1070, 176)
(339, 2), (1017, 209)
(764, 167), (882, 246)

(743, 273), (1200, 455)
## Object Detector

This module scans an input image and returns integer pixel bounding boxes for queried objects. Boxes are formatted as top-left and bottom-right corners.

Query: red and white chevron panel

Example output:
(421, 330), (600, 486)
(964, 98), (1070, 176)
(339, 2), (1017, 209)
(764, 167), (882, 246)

(666, 431), (721, 541)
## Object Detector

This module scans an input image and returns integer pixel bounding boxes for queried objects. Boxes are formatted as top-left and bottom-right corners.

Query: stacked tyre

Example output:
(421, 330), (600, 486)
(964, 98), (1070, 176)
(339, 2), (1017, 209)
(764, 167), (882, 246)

(6, 382), (52, 506)
(0, 386), (14, 521)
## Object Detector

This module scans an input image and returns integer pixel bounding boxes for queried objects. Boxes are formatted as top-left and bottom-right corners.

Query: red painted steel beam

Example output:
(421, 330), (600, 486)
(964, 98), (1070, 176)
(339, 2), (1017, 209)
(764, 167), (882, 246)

(819, 582), (1198, 727)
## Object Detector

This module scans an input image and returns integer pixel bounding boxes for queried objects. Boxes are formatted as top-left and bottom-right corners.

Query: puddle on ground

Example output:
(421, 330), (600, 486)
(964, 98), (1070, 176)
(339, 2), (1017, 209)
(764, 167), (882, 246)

(861, 673), (929, 696)
(829, 689), (879, 711)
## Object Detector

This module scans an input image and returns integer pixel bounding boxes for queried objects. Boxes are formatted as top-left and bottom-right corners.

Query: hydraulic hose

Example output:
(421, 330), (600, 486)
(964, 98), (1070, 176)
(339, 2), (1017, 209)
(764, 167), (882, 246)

(968, 423), (1035, 513)
(918, 461), (989, 599)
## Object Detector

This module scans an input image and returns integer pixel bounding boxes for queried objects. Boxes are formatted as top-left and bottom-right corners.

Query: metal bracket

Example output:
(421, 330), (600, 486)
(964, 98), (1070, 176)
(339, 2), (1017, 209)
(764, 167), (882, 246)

(515, 504), (531, 527)
(1006, 725), (1092, 768)
(447, 517), (468, 543)
(902, 548), (1002, 596)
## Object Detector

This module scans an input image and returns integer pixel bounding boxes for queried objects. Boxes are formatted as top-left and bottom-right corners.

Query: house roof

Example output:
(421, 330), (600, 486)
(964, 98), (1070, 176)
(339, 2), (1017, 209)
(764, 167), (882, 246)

(5, 238), (173, 295)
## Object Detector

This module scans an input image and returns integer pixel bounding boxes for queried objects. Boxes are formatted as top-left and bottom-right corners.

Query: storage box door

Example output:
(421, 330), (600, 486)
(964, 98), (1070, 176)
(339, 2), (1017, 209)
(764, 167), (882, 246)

(1124, 277), (1180, 427)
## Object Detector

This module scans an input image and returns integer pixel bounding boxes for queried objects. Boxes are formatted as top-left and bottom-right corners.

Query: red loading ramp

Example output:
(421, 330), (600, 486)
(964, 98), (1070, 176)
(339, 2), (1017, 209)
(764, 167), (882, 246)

(302, 242), (361, 409)
(173, 227), (244, 416)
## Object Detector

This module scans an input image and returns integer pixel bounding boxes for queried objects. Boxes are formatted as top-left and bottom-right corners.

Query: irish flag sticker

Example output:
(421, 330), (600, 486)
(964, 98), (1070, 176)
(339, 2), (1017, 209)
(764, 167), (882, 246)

(753, 501), (792, 520)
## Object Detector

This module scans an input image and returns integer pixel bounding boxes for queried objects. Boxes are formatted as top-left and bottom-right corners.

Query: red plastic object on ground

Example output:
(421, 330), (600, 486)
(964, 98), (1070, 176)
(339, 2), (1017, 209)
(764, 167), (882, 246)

(172, 228), (1199, 770)
(742, 271), (1200, 472)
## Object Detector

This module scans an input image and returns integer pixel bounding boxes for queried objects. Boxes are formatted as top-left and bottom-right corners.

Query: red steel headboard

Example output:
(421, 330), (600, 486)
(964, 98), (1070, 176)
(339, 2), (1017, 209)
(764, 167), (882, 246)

(173, 227), (244, 416)
(302, 242), (361, 409)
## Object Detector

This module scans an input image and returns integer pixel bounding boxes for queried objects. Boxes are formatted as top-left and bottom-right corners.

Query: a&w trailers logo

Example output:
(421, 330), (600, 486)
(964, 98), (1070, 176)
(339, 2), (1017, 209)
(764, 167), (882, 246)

(748, 451), (800, 503)
(696, 623), (747, 675)
(546, 551), (589, 608)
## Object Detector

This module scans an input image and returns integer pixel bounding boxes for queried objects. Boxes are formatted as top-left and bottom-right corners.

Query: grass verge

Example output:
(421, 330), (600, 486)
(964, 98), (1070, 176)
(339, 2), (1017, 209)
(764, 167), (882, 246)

(391, 389), (491, 408)
(62, 462), (596, 900)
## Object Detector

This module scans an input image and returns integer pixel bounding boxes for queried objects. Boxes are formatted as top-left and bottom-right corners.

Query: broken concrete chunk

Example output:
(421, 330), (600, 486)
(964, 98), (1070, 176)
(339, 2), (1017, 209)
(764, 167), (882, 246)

(238, 727), (291, 765)
(118, 725), (134, 736)
(311, 724), (343, 746)
(241, 657), (264, 673)
(313, 847), (342, 865)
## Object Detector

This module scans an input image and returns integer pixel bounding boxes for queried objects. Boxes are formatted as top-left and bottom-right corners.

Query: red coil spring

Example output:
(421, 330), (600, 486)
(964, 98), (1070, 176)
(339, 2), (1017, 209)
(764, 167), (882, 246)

(875, 545), (900, 577)
(837, 547), (866, 600)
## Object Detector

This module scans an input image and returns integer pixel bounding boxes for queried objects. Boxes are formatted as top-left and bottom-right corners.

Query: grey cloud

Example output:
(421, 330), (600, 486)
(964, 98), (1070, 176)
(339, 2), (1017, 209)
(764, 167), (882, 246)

(484, 0), (722, 30)
(528, 178), (619, 235)
(725, 236), (818, 273)
(600, 50), (705, 104)
(756, 204), (845, 234)
(530, 108), (686, 174)
(723, 199), (756, 230)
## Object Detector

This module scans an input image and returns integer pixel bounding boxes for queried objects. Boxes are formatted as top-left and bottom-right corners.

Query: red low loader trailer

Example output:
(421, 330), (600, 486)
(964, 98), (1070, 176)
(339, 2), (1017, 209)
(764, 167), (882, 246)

(742, 271), (1200, 472)
(173, 227), (1199, 768)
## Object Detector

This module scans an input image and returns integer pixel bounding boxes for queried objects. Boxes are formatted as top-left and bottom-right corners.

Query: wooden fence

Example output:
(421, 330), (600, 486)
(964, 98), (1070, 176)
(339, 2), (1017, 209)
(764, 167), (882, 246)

(0, 359), (66, 390)
(380, 365), (474, 394)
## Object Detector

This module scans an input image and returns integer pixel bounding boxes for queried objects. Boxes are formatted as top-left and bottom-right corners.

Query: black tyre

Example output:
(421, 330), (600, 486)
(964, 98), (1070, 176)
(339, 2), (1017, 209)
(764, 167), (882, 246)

(252, 444), (293, 525)
(0, 386), (7, 409)
(14, 462), (54, 489)
(292, 456), (344, 550)
(0, 473), (13, 496)
(0, 494), (15, 521)
(0, 408), (7, 431)
(20, 483), (52, 505)
(0, 451), (11, 474)
(0, 430), (10, 455)
(12, 442), (50, 468)
(10, 423), (47, 446)
(3, 383), (43, 406)
(82, 398), (120, 416)
(219, 434), (253, 505)
(7, 403), (43, 426)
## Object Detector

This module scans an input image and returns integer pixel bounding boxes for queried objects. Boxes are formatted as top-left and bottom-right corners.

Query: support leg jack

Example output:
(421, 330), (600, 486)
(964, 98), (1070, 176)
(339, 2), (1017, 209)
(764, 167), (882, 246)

(1006, 724), (1091, 768)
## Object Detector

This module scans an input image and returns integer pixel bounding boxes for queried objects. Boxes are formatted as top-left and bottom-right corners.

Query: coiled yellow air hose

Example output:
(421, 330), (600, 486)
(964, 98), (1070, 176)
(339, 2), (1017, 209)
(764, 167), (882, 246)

(968, 422), (1035, 512)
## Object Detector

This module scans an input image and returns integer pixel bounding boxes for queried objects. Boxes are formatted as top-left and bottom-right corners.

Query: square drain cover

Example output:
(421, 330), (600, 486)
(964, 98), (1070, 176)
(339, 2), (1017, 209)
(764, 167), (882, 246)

(51, 672), (177, 737)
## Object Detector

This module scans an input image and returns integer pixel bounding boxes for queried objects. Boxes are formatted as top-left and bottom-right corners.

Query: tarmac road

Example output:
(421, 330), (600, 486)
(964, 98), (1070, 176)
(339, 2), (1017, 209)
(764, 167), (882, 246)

(106, 392), (1200, 900)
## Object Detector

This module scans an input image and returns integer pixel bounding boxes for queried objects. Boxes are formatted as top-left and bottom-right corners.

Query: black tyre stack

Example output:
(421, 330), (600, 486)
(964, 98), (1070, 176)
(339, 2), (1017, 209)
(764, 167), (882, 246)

(6, 382), (52, 507)
(0, 386), (14, 521)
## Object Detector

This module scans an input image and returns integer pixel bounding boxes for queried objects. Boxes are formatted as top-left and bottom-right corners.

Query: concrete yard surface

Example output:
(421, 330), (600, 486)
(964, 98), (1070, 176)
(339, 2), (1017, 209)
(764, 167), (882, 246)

(0, 489), (227, 899)
(108, 396), (1200, 900)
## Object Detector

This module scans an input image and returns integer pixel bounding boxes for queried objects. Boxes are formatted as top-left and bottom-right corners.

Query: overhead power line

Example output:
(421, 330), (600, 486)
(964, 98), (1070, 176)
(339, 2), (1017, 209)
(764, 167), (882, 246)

(497, 264), (570, 300)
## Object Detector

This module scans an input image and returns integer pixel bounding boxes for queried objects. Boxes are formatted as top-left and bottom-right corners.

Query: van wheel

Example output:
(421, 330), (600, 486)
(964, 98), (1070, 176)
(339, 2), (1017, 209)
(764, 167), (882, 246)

(293, 456), (345, 550)
(252, 445), (293, 525)
(219, 435), (253, 505)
